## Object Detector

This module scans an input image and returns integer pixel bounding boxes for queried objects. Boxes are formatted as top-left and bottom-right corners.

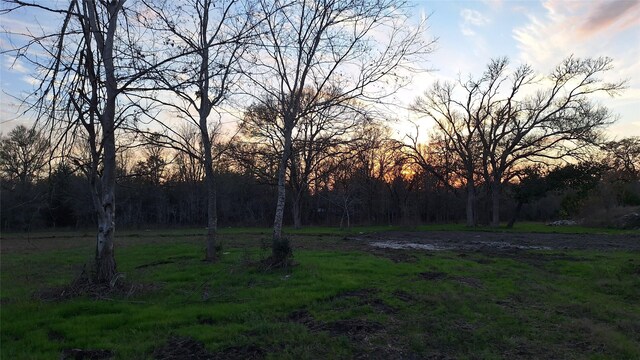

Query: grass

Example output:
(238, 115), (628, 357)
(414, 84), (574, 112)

(1, 230), (639, 359)
(3, 221), (638, 240)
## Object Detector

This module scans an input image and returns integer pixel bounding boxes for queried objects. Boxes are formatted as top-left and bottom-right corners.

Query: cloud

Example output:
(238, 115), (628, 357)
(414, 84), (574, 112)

(580, 0), (640, 36)
(3, 56), (28, 74)
(513, 0), (640, 71)
(21, 74), (38, 86)
(461, 9), (490, 26)
(608, 119), (640, 139)
(512, 0), (640, 137)
(459, 8), (490, 37)
(481, 0), (503, 10)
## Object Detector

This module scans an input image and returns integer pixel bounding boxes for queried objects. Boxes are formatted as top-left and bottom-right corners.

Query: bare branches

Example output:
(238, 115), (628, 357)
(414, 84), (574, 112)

(245, 0), (433, 243)
(413, 55), (625, 226)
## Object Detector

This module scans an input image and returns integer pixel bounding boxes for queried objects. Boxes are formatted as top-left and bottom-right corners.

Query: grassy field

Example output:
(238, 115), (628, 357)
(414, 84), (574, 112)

(1, 227), (639, 359)
(3, 221), (637, 240)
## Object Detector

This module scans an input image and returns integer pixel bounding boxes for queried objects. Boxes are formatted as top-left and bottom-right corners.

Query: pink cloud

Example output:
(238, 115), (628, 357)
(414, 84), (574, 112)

(513, 0), (640, 70)
(579, 0), (640, 37)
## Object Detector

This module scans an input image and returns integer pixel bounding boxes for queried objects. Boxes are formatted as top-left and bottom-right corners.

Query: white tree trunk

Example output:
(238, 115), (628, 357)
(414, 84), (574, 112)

(273, 134), (292, 240)
(89, 0), (122, 284)
(202, 133), (218, 261)
(271, 121), (294, 264)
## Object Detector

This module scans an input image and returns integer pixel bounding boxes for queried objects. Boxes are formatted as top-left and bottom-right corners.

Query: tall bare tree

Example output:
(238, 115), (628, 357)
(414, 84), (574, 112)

(414, 56), (624, 227)
(251, 0), (433, 265)
(412, 82), (483, 227)
(134, 0), (256, 261)
(3, 0), (191, 282)
(240, 90), (370, 229)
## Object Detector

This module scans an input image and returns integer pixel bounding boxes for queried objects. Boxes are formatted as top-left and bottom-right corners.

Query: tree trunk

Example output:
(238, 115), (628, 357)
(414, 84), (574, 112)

(465, 178), (476, 227)
(273, 157), (288, 240)
(204, 162), (218, 261)
(200, 113), (218, 261)
(198, 6), (219, 261)
(94, 109), (118, 283)
(271, 122), (293, 265)
(292, 193), (302, 230)
(89, 0), (123, 285)
(506, 201), (523, 229)
(95, 211), (116, 283)
(344, 197), (350, 229)
(491, 180), (501, 227)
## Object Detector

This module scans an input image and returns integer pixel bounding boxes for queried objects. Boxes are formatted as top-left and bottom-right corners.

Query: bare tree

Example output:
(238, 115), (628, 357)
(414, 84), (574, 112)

(603, 137), (640, 180)
(348, 123), (404, 224)
(240, 90), (370, 229)
(133, 0), (256, 261)
(412, 82), (484, 227)
(250, 0), (433, 265)
(0, 125), (50, 186)
(404, 127), (462, 194)
(414, 56), (624, 227)
(3, 0), (191, 283)
(0, 125), (50, 230)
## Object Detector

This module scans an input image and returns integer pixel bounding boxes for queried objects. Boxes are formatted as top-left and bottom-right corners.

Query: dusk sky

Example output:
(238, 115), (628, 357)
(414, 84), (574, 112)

(1, 0), (639, 139)
(401, 0), (640, 139)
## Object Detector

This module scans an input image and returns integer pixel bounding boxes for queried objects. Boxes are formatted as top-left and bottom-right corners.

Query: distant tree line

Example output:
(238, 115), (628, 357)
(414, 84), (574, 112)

(2, 124), (638, 232)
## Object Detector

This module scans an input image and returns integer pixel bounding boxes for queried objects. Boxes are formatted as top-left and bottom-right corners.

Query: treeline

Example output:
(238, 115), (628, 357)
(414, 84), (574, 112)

(2, 124), (638, 231)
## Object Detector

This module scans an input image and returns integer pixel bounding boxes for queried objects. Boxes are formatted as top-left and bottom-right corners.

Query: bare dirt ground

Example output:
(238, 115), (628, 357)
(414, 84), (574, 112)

(350, 230), (640, 252)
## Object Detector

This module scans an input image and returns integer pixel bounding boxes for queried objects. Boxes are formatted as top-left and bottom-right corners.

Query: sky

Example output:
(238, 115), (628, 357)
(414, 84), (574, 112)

(395, 0), (640, 140)
(1, 0), (639, 141)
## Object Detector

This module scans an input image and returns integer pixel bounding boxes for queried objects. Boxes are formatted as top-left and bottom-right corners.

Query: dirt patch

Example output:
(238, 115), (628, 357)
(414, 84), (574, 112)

(288, 309), (409, 359)
(419, 271), (447, 281)
(416, 271), (482, 288)
(392, 290), (416, 303)
(288, 309), (325, 331)
(153, 336), (265, 360)
(451, 276), (483, 289)
(288, 309), (384, 341)
(330, 288), (396, 314)
(154, 336), (211, 360)
(357, 231), (640, 253)
(353, 347), (423, 360)
(371, 240), (551, 252)
(212, 345), (265, 360)
(332, 288), (378, 300)
(324, 319), (384, 341)
(370, 241), (451, 251)
(60, 348), (113, 360)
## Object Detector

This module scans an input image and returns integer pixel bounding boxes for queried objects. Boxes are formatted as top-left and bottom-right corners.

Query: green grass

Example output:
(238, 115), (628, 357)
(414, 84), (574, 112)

(1, 233), (639, 359)
(3, 221), (637, 240)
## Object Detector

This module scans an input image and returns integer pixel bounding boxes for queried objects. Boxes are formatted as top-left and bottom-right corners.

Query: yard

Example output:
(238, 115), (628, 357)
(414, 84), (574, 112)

(1, 225), (639, 359)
